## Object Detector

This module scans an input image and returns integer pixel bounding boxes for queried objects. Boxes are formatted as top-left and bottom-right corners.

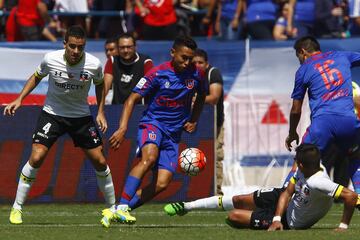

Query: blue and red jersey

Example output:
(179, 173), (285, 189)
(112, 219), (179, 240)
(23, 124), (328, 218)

(291, 51), (360, 119)
(133, 61), (207, 142)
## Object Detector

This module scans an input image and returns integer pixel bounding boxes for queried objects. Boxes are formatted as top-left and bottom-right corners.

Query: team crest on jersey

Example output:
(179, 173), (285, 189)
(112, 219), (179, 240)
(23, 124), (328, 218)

(89, 127), (98, 137)
(185, 79), (195, 89)
(148, 131), (157, 141)
(165, 81), (170, 88)
(80, 71), (90, 81)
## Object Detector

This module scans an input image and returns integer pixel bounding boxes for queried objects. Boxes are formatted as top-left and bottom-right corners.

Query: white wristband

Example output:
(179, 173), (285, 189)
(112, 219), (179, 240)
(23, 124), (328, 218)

(338, 222), (348, 229)
(272, 216), (281, 222)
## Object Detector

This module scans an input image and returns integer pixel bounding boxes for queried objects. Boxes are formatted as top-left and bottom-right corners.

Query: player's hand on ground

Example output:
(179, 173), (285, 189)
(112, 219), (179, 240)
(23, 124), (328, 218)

(183, 122), (197, 133)
(267, 221), (283, 231)
(96, 112), (108, 133)
(109, 129), (125, 149)
(3, 99), (21, 116)
(285, 133), (299, 151)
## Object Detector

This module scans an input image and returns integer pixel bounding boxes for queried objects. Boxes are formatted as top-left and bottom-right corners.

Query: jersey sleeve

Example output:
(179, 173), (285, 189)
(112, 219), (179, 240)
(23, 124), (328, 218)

(308, 174), (343, 199)
(104, 57), (113, 75)
(291, 68), (307, 100)
(144, 58), (154, 74)
(133, 67), (158, 97)
(343, 51), (360, 67)
(34, 53), (50, 79)
(197, 68), (209, 94)
(209, 67), (223, 85)
(93, 61), (104, 86)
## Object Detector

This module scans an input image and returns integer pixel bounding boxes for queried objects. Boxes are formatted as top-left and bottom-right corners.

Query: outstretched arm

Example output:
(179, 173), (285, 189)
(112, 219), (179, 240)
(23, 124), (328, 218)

(109, 92), (142, 149)
(3, 74), (42, 116)
(268, 182), (295, 231)
(335, 187), (358, 231)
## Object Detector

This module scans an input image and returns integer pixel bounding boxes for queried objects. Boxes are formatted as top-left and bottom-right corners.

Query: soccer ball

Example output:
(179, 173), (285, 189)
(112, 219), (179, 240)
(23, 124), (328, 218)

(178, 148), (206, 176)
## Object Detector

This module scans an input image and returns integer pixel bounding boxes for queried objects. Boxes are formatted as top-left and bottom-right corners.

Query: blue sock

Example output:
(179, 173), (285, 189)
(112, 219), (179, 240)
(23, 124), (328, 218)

(129, 194), (142, 210)
(119, 175), (141, 205)
(283, 170), (296, 188)
(349, 159), (360, 194)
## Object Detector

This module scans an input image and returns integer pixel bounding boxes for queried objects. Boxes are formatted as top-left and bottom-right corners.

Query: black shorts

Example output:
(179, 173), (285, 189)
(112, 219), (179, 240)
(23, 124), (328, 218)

(32, 111), (102, 149)
(250, 187), (288, 230)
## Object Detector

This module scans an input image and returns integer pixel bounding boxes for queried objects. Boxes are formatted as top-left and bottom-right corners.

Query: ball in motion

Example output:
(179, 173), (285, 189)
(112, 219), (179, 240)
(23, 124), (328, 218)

(178, 148), (206, 176)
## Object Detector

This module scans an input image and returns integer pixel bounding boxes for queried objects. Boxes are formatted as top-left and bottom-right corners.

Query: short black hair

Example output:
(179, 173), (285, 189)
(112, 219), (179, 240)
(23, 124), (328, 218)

(105, 37), (118, 45)
(194, 48), (208, 62)
(295, 143), (321, 169)
(293, 36), (321, 54)
(118, 32), (136, 46)
(65, 25), (86, 42)
(172, 35), (197, 51)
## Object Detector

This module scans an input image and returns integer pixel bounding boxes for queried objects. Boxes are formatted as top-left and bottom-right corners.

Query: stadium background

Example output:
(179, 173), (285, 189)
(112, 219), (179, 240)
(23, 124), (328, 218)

(1, 39), (360, 202)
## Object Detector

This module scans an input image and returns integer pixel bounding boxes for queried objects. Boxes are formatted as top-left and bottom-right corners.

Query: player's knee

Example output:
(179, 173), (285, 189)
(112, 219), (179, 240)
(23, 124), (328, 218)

(226, 211), (241, 228)
(29, 145), (48, 167)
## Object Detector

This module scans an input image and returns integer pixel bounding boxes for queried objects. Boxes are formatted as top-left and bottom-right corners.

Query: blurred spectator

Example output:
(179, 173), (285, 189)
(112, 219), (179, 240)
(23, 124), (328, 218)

(348, 0), (360, 35)
(54, 0), (89, 35)
(103, 33), (153, 104)
(245, 0), (278, 40)
(201, 0), (218, 37)
(273, 2), (297, 40)
(6, 0), (57, 41)
(92, 0), (130, 39)
(315, 0), (348, 38)
(214, 0), (244, 40)
(287, 0), (315, 38)
(104, 37), (119, 58)
(193, 49), (225, 195)
(135, 0), (178, 40)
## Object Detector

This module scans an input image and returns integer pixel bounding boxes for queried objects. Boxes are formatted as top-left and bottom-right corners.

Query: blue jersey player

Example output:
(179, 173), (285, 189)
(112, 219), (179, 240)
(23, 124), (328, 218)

(100, 36), (207, 227)
(285, 36), (360, 207)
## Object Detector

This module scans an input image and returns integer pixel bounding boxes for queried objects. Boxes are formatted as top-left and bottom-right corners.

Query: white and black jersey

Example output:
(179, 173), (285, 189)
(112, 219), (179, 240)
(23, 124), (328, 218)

(35, 49), (103, 118)
(286, 168), (343, 229)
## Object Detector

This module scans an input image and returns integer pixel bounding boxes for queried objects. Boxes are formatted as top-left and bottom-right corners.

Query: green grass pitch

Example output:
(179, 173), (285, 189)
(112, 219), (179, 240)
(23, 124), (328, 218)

(0, 203), (359, 240)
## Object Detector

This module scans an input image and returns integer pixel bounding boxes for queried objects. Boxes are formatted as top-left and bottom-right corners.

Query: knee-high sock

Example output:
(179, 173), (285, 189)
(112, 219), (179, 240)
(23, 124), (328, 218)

(95, 165), (115, 209)
(119, 175), (141, 205)
(128, 194), (142, 209)
(349, 159), (360, 194)
(184, 195), (234, 211)
(13, 161), (39, 210)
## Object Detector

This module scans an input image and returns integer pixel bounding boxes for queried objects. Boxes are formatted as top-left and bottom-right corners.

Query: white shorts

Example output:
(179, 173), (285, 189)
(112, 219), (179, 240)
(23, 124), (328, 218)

(349, 0), (360, 17)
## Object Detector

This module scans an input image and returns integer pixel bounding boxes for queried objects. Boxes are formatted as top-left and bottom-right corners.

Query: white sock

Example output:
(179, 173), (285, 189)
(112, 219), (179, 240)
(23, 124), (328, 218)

(184, 196), (227, 211)
(221, 195), (235, 211)
(13, 161), (39, 210)
(95, 165), (115, 209)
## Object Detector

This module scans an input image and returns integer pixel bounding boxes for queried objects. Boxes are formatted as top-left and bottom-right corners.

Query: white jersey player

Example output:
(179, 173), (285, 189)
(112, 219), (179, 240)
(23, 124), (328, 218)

(164, 144), (359, 231)
(3, 25), (116, 228)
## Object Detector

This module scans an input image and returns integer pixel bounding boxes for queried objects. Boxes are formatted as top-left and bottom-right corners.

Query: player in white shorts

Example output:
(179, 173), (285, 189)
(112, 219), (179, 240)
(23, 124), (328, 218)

(165, 144), (359, 231)
(3, 25), (116, 227)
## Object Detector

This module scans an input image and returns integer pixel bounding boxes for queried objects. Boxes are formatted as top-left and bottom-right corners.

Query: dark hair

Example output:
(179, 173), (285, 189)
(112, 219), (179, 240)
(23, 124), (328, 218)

(118, 32), (136, 46)
(65, 25), (86, 42)
(295, 143), (321, 169)
(105, 37), (118, 45)
(293, 36), (321, 54)
(194, 48), (208, 62)
(172, 35), (197, 51)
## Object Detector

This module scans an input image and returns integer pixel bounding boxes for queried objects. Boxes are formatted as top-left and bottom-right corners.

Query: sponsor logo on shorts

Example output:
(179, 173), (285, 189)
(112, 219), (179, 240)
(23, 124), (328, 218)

(35, 132), (49, 139)
(89, 127), (100, 143)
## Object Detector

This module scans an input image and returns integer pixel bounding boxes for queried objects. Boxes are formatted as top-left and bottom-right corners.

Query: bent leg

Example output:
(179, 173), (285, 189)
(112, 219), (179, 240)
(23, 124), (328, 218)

(129, 168), (173, 209)
(226, 209), (252, 228)
(120, 143), (159, 206)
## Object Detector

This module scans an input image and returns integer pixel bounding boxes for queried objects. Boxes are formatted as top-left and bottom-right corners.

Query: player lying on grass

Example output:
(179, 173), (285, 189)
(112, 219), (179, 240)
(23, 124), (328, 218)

(165, 143), (359, 231)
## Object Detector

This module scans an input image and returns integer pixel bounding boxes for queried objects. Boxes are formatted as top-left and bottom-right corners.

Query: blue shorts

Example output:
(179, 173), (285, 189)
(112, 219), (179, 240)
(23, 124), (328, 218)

(137, 123), (178, 173)
(302, 115), (360, 154)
